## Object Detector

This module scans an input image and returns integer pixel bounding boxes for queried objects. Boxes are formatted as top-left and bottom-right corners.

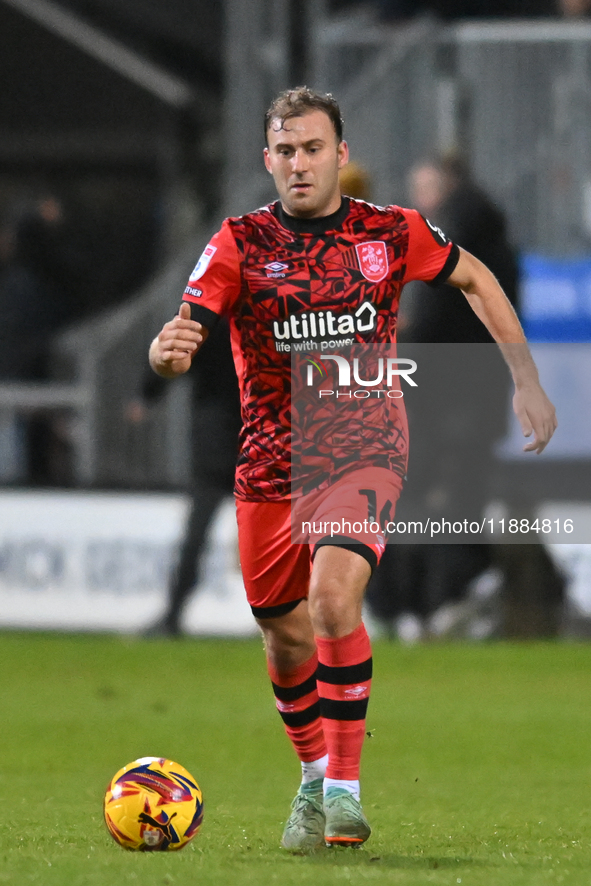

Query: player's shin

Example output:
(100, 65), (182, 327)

(315, 623), (372, 799)
(267, 651), (327, 770)
(271, 650), (328, 851)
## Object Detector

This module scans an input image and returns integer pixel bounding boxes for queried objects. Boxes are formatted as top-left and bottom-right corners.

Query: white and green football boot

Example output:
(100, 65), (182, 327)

(280, 778), (325, 852)
(323, 787), (371, 847)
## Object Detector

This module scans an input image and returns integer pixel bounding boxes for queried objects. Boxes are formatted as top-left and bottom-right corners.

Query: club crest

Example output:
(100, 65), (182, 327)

(355, 241), (388, 282)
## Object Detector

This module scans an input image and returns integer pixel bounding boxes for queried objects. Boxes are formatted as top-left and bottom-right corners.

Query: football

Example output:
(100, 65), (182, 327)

(103, 757), (203, 851)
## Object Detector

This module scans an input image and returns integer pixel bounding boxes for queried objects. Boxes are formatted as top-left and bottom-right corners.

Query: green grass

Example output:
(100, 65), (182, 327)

(1, 633), (590, 885)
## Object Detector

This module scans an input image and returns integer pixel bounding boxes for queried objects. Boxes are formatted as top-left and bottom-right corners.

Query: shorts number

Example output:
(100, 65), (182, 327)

(359, 489), (392, 533)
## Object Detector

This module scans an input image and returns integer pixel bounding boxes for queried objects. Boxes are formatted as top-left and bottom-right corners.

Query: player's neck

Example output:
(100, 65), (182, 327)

(275, 197), (350, 235)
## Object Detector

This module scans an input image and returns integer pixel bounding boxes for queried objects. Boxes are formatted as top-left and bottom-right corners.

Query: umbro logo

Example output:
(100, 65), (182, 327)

(275, 700), (296, 713)
(265, 261), (290, 278)
(345, 685), (368, 698)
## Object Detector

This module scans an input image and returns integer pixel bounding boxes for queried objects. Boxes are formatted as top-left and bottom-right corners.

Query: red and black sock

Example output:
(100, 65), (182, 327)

(267, 652), (327, 763)
(315, 623), (372, 781)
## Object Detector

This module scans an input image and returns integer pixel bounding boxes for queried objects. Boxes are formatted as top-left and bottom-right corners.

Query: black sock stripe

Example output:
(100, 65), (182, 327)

(272, 672), (317, 702)
(319, 697), (369, 721)
(316, 658), (372, 686)
(279, 701), (321, 728)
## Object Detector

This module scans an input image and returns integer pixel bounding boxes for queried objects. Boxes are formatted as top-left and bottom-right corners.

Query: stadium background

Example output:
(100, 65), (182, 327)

(0, 0), (591, 633)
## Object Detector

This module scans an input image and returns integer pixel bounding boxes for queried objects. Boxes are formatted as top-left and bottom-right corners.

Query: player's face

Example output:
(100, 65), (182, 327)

(264, 110), (349, 218)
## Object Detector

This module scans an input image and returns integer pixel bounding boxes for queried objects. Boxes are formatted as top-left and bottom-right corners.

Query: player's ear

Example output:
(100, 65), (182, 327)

(337, 140), (349, 168)
(263, 147), (272, 173)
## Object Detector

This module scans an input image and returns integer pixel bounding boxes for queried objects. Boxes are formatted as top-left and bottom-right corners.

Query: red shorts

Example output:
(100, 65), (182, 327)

(236, 466), (403, 617)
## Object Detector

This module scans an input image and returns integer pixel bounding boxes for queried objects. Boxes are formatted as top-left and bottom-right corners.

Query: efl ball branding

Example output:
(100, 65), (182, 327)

(103, 757), (203, 852)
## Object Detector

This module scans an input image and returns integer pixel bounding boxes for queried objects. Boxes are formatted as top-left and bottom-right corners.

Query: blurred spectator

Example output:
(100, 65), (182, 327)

(403, 155), (520, 341)
(136, 316), (241, 637)
(368, 156), (518, 632)
(339, 161), (372, 201)
(0, 213), (54, 381)
(14, 195), (82, 328)
(558, 0), (591, 15)
(0, 201), (73, 484)
(365, 156), (563, 639)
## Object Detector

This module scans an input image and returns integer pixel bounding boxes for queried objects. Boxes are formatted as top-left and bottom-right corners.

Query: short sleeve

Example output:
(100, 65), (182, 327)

(182, 219), (242, 328)
(402, 209), (460, 285)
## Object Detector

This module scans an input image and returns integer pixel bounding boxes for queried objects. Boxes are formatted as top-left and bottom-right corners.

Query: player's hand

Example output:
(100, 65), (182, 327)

(150, 303), (206, 378)
(512, 382), (557, 454)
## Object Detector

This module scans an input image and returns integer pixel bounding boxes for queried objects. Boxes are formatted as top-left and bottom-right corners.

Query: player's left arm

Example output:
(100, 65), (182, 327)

(446, 247), (557, 454)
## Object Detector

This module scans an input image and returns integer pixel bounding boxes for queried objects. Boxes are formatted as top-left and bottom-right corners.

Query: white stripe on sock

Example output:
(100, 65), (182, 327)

(300, 754), (329, 784)
(324, 777), (360, 801)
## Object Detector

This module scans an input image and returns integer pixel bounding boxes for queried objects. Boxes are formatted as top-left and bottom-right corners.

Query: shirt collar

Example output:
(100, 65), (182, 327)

(274, 197), (350, 235)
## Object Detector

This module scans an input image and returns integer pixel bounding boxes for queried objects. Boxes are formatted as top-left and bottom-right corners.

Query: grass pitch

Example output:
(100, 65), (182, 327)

(1, 632), (590, 886)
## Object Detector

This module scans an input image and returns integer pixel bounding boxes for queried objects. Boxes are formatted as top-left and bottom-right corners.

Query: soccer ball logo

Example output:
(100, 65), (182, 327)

(104, 757), (203, 851)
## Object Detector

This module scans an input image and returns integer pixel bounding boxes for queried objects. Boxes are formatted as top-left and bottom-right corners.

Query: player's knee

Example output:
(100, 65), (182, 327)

(256, 611), (315, 672)
(260, 634), (315, 674)
(307, 588), (360, 639)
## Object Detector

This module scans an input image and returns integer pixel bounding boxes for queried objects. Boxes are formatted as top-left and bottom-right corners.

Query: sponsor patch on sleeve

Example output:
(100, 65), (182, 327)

(184, 285), (202, 298)
(189, 244), (217, 282)
(422, 216), (449, 247)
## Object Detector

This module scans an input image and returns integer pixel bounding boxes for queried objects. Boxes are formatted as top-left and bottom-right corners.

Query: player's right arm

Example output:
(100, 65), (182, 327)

(149, 220), (242, 379)
(149, 303), (207, 379)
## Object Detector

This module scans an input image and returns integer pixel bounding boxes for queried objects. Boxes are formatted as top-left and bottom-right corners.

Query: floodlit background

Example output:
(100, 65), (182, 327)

(0, 0), (590, 635)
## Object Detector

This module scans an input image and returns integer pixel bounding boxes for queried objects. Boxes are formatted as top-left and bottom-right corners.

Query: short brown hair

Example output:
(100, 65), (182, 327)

(264, 86), (344, 144)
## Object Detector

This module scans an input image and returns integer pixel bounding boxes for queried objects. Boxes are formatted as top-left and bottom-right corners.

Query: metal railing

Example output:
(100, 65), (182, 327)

(454, 21), (591, 255)
(223, 4), (591, 255)
(313, 17), (591, 256)
(0, 382), (92, 484)
(50, 238), (201, 488)
(0, 233), (203, 488)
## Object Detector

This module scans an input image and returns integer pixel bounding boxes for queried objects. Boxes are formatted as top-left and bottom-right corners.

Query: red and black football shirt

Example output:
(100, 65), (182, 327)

(182, 197), (459, 501)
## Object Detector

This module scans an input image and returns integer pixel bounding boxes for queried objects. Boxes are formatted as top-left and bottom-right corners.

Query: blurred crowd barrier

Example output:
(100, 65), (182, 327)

(0, 489), (253, 635)
(0, 234), (205, 489)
